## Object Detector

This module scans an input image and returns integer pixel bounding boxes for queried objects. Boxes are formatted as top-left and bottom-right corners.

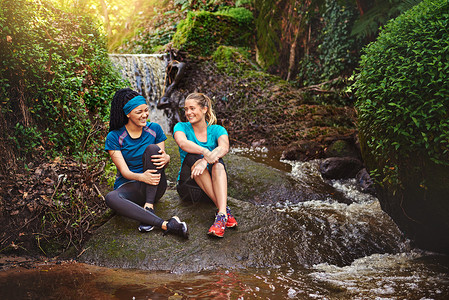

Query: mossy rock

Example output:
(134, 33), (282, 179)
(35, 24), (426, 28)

(78, 189), (405, 272)
(164, 136), (182, 186)
(325, 139), (361, 160)
(172, 8), (254, 57)
(212, 45), (259, 76)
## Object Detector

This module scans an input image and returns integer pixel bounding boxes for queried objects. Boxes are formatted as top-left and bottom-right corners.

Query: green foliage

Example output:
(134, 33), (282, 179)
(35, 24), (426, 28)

(252, 0), (281, 71)
(171, 8), (254, 57)
(354, 0), (449, 185)
(297, 0), (361, 85)
(0, 0), (124, 164)
(10, 124), (43, 153)
(117, 3), (182, 54)
(319, 0), (361, 80)
(351, 0), (423, 38)
(132, 25), (177, 54)
(103, 162), (118, 188)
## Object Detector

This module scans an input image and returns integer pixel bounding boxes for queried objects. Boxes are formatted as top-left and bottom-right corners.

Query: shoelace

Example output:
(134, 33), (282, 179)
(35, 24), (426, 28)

(215, 214), (226, 226)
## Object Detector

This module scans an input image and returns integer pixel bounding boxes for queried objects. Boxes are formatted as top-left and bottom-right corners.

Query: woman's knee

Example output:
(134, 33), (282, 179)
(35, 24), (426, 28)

(105, 191), (118, 209)
(144, 144), (161, 156)
(184, 153), (203, 167)
(211, 162), (227, 180)
(211, 162), (225, 172)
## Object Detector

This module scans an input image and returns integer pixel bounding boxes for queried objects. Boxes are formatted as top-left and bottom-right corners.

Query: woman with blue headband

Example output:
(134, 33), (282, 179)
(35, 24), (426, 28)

(104, 88), (188, 238)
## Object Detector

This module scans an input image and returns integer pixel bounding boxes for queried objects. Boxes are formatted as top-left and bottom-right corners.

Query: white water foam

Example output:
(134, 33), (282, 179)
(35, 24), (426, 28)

(311, 251), (449, 299)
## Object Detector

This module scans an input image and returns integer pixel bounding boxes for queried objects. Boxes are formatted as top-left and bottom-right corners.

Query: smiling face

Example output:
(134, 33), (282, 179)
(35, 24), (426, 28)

(127, 104), (149, 127)
(184, 99), (207, 125)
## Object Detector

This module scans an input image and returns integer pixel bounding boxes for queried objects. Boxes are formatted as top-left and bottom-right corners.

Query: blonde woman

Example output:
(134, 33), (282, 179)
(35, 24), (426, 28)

(173, 93), (238, 238)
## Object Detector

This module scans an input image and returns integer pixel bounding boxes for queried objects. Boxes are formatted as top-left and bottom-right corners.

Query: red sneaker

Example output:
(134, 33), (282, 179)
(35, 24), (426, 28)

(208, 213), (227, 237)
(225, 206), (238, 228)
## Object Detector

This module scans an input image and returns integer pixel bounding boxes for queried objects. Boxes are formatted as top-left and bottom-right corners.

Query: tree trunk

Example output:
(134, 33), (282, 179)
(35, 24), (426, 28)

(286, 25), (301, 81)
(356, 0), (372, 15)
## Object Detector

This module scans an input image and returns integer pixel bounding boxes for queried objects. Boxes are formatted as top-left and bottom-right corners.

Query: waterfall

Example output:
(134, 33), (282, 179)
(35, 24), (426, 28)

(109, 54), (170, 133)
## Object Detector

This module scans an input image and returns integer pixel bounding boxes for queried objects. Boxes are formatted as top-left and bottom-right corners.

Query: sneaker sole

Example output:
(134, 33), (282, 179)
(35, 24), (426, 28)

(138, 226), (154, 232)
(226, 223), (237, 228)
(207, 230), (224, 238)
(180, 222), (189, 238)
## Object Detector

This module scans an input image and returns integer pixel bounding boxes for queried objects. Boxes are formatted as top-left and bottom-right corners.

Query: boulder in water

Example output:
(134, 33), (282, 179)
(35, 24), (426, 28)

(319, 157), (363, 180)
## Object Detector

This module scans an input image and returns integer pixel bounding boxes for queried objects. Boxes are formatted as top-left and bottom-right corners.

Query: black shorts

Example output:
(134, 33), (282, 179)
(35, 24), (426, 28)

(176, 153), (226, 202)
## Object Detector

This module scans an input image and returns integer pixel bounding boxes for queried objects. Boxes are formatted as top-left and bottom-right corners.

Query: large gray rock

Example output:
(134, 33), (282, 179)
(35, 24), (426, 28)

(373, 160), (449, 254)
(226, 154), (354, 205)
(78, 190), (405, 273)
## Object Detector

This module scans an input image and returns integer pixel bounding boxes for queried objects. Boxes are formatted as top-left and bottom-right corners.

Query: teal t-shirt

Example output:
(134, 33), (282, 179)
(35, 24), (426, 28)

(105, 122), (167, 189)
(173, 122), (228, 178)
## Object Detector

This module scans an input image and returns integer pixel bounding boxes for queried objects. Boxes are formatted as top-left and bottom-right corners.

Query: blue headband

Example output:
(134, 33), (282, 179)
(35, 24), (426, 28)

(123, 95), (147, 115)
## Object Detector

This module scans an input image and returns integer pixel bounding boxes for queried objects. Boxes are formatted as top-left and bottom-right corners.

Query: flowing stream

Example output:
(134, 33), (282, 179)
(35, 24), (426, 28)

(1, 56), (447, 299)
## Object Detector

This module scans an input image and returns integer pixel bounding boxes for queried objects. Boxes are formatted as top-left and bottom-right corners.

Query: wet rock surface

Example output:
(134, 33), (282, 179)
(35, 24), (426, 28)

(79, 191), (405, 273)
(319, 157), (363, 180)
(226, 155), (354, 205)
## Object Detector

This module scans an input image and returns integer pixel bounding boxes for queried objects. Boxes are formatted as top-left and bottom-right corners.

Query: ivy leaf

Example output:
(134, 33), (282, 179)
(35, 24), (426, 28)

(76, 46), (83, 56)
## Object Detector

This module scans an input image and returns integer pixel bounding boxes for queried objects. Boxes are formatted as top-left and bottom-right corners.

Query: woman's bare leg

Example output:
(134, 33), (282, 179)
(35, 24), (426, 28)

(211, 163), (227, 214)
(193, 168), (218, 206)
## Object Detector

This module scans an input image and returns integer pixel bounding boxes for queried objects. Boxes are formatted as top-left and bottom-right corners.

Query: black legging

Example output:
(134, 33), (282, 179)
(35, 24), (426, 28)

(105, 144), (167, 227)
(176, 153), (226, 202)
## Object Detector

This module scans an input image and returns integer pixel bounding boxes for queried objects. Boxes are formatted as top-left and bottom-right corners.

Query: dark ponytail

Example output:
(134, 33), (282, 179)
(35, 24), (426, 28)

(109, 88), (140, 131)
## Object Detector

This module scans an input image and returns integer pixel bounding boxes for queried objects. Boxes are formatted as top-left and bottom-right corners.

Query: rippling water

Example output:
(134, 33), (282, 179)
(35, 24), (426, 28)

(1, 150), (448, 299)
(1, 252), (448, 299)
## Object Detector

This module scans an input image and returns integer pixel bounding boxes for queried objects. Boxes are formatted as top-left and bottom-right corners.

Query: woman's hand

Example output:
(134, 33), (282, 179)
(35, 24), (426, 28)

(191, 158), (208, 178)
(151, 149), (170, 169)
(203, 146), (226, 164)
(202, 148), (219, 164)
(140, 169), (161, 185)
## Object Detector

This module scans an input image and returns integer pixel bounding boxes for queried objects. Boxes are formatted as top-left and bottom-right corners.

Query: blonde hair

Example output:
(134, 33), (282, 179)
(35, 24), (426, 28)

(185, 93), (217, 125)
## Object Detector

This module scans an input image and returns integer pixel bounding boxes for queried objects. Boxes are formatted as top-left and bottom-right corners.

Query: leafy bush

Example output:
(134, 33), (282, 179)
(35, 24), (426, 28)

(354, 0), (449, 184)
(0, 0), (124, 170)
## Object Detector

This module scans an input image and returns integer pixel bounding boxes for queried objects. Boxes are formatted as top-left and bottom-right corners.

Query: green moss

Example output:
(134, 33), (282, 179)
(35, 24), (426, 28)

(218, 7), (254, 25)
(165, 136), (181, 185)
(212, 46), (255, 76)
(171, 8), (254, 57)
